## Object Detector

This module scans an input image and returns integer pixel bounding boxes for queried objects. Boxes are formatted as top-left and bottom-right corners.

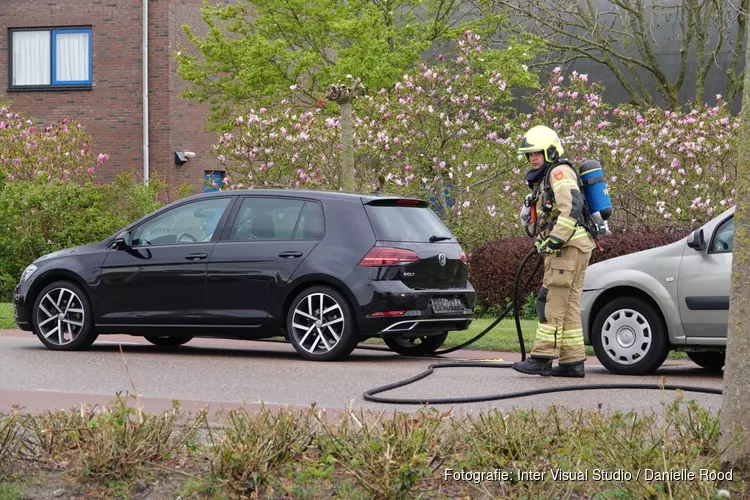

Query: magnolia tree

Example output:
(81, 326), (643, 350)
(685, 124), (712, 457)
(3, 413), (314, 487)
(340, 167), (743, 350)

(212, 34), (739, 247)
(524, 69), (739, 232)
(212, 31), (540, 245)
(0, 105), (109, 184)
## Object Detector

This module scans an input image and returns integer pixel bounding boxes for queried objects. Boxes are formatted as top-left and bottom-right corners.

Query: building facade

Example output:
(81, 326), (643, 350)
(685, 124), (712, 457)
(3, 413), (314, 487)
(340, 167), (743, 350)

(0, 0), (223, 195)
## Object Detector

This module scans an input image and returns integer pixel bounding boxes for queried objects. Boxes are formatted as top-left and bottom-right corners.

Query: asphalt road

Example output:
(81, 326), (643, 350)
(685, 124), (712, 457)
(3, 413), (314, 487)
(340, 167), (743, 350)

(0, 329), (724, 418)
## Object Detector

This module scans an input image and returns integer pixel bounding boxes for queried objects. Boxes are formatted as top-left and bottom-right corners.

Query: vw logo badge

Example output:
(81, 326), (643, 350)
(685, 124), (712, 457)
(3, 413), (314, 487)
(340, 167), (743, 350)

(438, 253), (446, 267)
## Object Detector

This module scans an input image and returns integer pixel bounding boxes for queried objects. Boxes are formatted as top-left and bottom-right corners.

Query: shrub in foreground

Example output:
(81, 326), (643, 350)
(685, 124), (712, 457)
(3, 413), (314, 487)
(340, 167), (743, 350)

(0, 395), (744, 498)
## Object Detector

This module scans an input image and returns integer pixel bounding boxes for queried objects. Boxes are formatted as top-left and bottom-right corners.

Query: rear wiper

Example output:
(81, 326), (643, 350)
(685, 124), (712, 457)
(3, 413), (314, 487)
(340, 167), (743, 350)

(429, 235), (452, 242)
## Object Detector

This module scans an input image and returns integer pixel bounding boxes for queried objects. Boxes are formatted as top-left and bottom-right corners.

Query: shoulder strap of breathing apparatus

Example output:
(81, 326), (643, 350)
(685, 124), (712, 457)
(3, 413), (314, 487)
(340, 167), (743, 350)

(542, 159), (603, 246)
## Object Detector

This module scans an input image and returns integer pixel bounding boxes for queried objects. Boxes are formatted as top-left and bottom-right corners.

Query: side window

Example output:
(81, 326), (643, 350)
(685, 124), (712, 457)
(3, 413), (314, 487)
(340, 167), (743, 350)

(294, 202), (325, 240)
(230, 197), (305, 241)
(131, 198), (231, 246)
(710, 217), (734, 254)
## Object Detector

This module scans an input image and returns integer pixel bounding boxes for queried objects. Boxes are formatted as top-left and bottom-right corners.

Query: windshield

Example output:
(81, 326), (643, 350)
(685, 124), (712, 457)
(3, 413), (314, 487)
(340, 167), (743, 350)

(364, 205), (454, 242)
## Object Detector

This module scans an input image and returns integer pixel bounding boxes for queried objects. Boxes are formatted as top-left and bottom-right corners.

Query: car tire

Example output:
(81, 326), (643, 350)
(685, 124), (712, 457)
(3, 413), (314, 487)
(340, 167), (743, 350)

(384, 332), (449, 356)
(144, 336), (193, 347)
(591, 296), (669, 375)
(32, 280), (98, 351)
(686, 351), (725, 372)
(286, 285), (359, 361)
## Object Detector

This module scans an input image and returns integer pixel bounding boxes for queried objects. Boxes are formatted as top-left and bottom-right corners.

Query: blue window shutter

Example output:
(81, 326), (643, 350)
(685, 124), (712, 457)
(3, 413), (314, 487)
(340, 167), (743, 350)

(204, 171), (225, 192)
(51, 28), (93, 86)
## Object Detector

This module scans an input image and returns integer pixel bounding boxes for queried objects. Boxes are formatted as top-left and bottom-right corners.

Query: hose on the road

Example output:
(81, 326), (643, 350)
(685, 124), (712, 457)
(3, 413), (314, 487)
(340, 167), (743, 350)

(363, 246), (724, 405)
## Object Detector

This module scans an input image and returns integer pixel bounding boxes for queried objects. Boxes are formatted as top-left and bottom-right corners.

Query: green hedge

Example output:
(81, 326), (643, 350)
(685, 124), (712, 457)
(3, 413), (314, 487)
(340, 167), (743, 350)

(0, 173), (165, 300)
(468, 229), (691, 316)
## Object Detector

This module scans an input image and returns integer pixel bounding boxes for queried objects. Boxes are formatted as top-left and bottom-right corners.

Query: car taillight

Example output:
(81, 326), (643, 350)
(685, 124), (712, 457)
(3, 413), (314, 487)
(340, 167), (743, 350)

(395, 199), (420, 206)
(369, 311), (407, 317)
(358, 247), (420, 266)
(460, 250), (468, 263)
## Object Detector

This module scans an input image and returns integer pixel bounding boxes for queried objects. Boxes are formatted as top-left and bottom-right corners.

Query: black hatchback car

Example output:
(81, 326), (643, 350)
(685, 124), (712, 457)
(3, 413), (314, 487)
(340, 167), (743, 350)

(13, 189), (475, 361)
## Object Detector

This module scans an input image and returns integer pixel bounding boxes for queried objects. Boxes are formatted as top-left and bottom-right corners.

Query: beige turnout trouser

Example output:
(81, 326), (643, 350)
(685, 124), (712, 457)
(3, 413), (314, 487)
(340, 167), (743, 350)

(531, 245), (592, 364)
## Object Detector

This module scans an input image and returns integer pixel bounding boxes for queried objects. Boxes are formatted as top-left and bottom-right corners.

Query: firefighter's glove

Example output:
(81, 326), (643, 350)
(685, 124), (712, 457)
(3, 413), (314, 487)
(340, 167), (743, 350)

(537, 236), (563, 255)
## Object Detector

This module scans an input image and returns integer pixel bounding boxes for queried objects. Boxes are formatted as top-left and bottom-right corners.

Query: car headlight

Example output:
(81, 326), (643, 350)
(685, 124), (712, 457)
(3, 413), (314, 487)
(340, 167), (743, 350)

(19, 264), (38, 283)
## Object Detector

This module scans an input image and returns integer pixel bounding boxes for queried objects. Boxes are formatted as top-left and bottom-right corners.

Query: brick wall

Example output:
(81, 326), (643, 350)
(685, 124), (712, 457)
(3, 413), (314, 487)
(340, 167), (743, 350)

(0, 0), (220, 195)
(169, 0), (222, 195)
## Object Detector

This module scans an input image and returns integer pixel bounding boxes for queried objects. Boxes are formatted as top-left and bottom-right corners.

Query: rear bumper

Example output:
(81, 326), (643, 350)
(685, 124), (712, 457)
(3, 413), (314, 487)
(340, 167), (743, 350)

(349, 276), (476, 337)
(375, 316), (473, 338)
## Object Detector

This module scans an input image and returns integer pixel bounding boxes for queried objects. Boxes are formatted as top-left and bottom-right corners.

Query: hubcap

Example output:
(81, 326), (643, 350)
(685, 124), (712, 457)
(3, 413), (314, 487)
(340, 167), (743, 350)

(617, 328), (636, 347)
(600, 308), (651, 365)
(291, 293), (345, 354)
(36, 288), (85, 346)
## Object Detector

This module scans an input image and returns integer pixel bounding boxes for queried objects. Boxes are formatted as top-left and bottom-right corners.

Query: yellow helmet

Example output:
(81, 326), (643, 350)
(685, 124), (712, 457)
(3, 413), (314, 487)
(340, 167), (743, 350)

(517, 125), (564, 163)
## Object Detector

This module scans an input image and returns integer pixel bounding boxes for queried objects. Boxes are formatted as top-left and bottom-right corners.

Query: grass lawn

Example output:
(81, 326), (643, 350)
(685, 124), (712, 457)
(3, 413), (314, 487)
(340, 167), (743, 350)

(0, 302), (15, 329)
(366, 317), (546, 353)
(366, 317), (605, 357)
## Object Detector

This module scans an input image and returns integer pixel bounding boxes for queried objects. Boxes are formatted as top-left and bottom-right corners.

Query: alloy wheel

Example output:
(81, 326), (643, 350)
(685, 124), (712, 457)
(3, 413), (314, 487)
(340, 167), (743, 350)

(600, 308), (652, 365)
(35, 287), (86, 347)
(291, 293), (345, 354)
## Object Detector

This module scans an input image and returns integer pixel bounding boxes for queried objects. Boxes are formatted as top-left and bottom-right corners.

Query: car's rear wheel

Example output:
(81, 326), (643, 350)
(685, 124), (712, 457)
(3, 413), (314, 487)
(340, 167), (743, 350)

(384, 332), (449, 356)
(144, 336), (193, 347)
(591, 296), (669, 375)
(686, 351), (725, 372)
(286, 286), (359, 361)
(32, 281), (98, 351)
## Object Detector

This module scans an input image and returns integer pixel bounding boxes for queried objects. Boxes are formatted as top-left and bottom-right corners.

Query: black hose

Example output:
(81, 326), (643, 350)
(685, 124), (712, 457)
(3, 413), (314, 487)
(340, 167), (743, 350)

(362, 245), (724, 405)
(362, 361), (722, 404)
(428, 247), (541, 357)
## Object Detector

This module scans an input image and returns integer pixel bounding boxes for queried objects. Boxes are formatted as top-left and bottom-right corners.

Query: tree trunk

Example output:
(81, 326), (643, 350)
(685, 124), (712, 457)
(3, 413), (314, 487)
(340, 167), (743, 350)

(327, 78), (364, 192)
(340, 101), (355, 192)
(719, 13), (750, 469)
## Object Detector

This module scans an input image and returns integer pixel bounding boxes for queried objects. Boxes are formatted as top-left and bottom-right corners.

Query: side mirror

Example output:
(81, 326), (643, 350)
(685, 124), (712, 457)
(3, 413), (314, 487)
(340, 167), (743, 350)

(114, 231), (132, 250)
(687, 229), (706, 251)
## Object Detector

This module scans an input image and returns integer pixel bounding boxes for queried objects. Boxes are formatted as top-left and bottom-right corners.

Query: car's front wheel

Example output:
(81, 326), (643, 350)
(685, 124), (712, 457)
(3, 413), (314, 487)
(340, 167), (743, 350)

(384, 332), (449, 356)
(686, 351), (725, 372)
(144, 336), (193, 347)
(591, 296), (669, 375)
(286, 286), (359, 361)
(32, 281), (98, 351)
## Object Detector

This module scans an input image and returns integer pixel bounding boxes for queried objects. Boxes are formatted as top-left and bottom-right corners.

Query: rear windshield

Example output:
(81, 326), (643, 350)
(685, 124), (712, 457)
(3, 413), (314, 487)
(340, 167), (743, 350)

(365, 205), (454, 242)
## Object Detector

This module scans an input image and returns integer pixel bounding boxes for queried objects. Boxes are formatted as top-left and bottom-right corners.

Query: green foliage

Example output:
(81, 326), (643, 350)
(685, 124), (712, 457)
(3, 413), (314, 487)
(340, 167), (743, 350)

(176, 182), (197, 200)
(24, 394), (194, 481)
(176, 0), (506, 130)
(318, 408), (456, 499)
(197, 406), (314, 495)
(2, 400), (747, 498)
(0, 102), (168, 300)
(0, 173), (166, 300)
(213, 32), (544, 249)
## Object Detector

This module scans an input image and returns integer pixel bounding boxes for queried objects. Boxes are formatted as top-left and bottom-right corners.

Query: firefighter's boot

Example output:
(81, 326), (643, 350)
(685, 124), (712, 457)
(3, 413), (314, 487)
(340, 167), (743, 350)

(512, 356), (553, 376)
(551, 361), (585, 378)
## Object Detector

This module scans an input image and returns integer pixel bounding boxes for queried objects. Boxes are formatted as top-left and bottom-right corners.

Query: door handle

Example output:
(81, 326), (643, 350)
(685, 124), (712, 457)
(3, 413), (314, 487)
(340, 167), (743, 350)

(279, 251), (303, 259)
(185, 253), (208, 261)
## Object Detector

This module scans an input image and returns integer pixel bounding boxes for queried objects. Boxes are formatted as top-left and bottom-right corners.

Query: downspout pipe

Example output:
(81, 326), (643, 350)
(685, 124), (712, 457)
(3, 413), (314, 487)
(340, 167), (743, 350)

(142, 0), (149, 185)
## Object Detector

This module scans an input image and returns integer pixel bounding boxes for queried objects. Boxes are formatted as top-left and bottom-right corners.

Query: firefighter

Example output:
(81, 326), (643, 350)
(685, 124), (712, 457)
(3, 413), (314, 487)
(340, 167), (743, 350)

(512, 125), (596, 378)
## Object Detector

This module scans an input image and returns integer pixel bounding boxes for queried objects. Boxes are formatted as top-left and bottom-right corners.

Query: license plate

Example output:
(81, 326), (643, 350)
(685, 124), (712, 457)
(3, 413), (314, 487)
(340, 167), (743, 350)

(431, 297), (465, 314)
